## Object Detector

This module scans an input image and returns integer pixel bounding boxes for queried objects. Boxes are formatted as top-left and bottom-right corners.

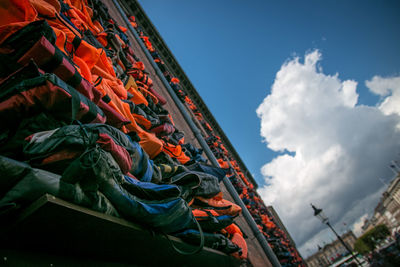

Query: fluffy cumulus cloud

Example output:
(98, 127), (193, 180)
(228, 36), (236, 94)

(256, 50), (400, 257)
(366, 76), (400, 122)
(352, 214), (369, 237)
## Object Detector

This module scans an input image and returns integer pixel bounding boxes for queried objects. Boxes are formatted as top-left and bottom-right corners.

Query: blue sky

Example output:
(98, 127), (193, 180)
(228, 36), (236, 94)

(137, 0), (400, 256)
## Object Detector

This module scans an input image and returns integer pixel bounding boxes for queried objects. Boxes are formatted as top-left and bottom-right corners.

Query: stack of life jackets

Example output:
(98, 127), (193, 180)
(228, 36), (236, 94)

(0, 0), (253, 261)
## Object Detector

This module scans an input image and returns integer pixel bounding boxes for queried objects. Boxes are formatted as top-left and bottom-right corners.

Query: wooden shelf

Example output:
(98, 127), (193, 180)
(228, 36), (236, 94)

(0, 194), (240, 266)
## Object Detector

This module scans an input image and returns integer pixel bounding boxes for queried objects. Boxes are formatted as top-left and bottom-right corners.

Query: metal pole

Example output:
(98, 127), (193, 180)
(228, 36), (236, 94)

(110, 0), (281, 265)
(326, 222), (362, 266)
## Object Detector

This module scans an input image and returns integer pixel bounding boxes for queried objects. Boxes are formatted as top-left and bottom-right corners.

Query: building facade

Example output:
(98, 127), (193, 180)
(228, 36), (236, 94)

(362, 173), (400, 235)
(306, 231), (357, 267)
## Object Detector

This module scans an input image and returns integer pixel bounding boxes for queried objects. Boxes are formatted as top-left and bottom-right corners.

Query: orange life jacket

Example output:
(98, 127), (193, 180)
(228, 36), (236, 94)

(125, 76), (149, 106)
(162, 141), (191, 164)
(194, 192), (242, 217)
(231, 233), (248, 259)
(128, 15), (137, 28)
(134, 81), (158, 105)
(224, 223), (243, 236)
(170, 77), (180, 84)
(140, 35), (155, 52)
(94, 76), (162, 158)
(0, 0), (37, 28)
(192, 208), (220, 218)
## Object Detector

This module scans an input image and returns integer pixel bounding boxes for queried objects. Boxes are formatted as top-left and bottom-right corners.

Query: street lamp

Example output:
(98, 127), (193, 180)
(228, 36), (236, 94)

(311, 204), (363, 266)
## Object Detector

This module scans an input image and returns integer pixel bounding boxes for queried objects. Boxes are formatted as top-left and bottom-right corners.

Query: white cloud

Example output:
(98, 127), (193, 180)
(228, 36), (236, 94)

(352, 214), (369, 237)
(366, 76), (400, 119)
(256, 50), (400, 258)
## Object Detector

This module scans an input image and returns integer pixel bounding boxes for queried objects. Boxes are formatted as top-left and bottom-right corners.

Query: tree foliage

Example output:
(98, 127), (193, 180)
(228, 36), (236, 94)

(354, 238), (370, 255)
(354, 224), (390, 254)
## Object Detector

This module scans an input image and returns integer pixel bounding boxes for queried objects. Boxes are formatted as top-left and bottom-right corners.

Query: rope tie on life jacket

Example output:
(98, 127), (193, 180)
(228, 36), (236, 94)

(164, 216), (204, 255)
(61, 122), (103, 184)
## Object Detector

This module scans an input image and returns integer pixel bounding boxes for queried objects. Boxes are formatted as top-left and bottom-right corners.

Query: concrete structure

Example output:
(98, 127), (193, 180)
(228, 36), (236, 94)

(306, 231), (357, 267)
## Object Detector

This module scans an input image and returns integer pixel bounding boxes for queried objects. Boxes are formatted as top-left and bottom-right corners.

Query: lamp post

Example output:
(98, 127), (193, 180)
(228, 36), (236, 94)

(311, 204), (362, 266)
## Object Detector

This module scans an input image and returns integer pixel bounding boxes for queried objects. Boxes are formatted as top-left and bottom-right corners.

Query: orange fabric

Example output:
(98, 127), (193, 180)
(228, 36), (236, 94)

(213, 192), (223, 201)
(0, 22), (31, 45)
(0, 0), (37, 27)
(29, 0), (59, 18)
(50, 26), (68, 54)
(93, 78), (163, 158)
(130, 21), (137, 29)
(68, 0), (99, 34)
(220, 144), (227, 152)
(72, 55), (93, 83)
(114, 33), (126, 48)
(192, 208), (219, 219)
(171, 77), (180, 84)
(127, 86), (149, 106)
(231, 233), (248, 259)
(162, 141), (190, 164)
(195, 195), (242, 217)
(133, 72), (153, 87)
(138, 131), (163, 159)
(75, 39), (101, 70)
(194, 112), (203, 121)
(218, 160), (229, 169)
(92, 65), (127, 100)
(96, 32), (108, 47)
(47, 20), (78, 55)
(224, 223), (243, 236)
(119, 26), (127, 33)
(2, 0), (161, 159)
(94, 78), (162, 158)
(53, 14), (81, 38)
(106, 78), (128, 100)
(242, 187), (248, 196)
(93, 20), (104, 33)
(167, 114), (175, 126)
(132, 113), (151, 130)
(133, 61), (145, 70)
(96, 50), (116, 77)
(136, 83), (158, 104)
(95, 78), (130, 113)
(140, 36), (155, 52)
(45, 12), (85, 55)
(41, 148), (81, 165)
(265, 221), (276, 229)
(91, 62), (115, 79)
(128, 16), (137, 28)
(63, 6), (87, 32)
(230, 161), (238, 168)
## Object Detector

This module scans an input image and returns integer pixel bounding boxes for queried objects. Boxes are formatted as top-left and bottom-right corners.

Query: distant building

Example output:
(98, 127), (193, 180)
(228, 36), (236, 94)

(305, 231), (357, 267)
(361, 173), (400, 235)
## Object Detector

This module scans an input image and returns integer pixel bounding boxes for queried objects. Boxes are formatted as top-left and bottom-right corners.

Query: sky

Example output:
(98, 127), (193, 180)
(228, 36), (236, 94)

(136, 0), (400, 257)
